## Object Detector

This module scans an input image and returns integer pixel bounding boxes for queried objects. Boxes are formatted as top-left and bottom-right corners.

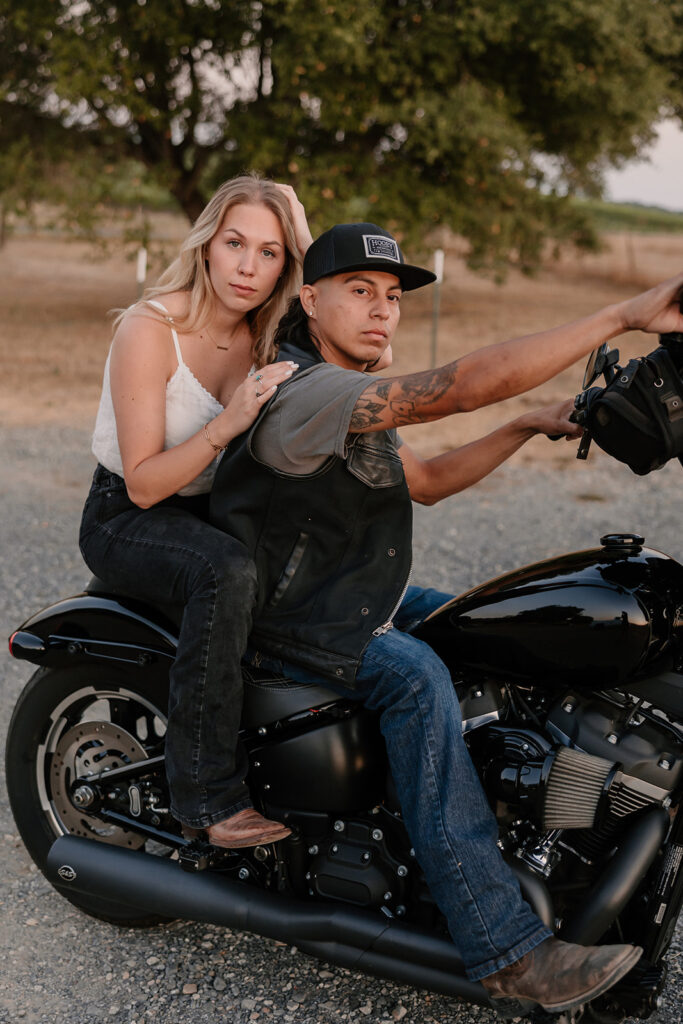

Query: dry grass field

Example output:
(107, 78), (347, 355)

(1, 219), (681, 467)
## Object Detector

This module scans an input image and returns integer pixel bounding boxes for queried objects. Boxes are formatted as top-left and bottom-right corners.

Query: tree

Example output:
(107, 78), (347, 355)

(2, 0), (682, 269)
(0, 99), (133, 246)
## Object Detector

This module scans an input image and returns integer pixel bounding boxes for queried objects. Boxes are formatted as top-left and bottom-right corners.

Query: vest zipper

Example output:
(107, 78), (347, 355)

(372, 556), (412, 637)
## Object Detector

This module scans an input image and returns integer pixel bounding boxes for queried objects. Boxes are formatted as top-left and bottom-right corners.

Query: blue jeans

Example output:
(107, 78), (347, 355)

(79, 465), (256, 828)
(253, 586), (552, 980)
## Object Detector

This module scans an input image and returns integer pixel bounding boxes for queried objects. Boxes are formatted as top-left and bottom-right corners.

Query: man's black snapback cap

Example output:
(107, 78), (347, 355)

(303, 222), (436, 292)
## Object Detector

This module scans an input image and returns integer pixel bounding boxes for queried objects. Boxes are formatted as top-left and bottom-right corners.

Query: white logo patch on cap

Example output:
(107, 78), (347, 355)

(363, 235), (400, 263)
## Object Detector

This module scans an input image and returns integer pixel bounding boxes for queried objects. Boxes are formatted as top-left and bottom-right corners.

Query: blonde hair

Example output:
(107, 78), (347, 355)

(124, 174), (301, 367)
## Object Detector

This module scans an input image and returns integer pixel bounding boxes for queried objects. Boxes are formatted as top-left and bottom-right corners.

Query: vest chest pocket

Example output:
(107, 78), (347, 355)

(346, 436), (404, 488)
(266, 531), (310, 608)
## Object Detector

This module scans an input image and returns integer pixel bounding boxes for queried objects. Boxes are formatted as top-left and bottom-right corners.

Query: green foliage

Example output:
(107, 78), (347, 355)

(0, 136), (42, 244)
(1, 0), (682, 268)
(577, 199), (683, 235)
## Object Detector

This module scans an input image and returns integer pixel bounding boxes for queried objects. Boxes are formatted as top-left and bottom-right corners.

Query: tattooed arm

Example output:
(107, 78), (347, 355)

(350, 364), (460, 432)
(399, 400), (582, 505)
(349, 272), (683, 434)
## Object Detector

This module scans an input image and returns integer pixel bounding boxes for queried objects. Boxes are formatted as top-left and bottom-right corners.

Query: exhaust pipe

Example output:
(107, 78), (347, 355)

(560, 807), (669, 945)
(47, 835), (490, 1005)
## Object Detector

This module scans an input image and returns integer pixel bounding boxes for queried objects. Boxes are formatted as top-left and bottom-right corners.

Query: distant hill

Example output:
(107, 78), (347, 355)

(577, 199), (683, 233)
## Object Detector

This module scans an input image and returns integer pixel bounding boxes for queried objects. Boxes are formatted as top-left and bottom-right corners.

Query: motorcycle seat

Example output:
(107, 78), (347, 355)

(84, 576), (347, 728)
(241, 665), (346, 729)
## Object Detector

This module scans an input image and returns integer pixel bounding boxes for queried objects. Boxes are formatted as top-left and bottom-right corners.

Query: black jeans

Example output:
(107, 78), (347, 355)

(79, 465), (257, 827)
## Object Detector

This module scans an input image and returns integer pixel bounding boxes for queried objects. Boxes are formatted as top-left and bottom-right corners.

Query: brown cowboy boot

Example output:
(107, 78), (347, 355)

(480, 936), (642, 1016)
(205, 808), (292, 849)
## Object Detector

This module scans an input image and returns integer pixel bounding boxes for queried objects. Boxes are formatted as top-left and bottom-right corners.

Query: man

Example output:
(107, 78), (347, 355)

(211, 222), (683, 1014)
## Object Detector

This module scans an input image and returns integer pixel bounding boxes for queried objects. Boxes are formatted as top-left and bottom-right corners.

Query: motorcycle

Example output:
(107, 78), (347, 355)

(5, 344), (683, 1023)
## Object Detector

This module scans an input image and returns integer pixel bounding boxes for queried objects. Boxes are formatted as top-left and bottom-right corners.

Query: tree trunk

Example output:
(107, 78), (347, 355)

(170, 182), (206, 224)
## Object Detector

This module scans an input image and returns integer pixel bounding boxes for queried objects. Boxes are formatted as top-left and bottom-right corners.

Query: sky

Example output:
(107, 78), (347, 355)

(604, 118), (683, 211)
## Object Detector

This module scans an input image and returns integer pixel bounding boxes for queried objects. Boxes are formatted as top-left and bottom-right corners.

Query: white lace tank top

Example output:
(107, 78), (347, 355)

(91, 300), (224, 496)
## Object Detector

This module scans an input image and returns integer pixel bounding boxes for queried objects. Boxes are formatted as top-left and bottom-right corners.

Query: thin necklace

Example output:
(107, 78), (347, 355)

(164, 312), (242, 352)
(204, 325), (239, 352)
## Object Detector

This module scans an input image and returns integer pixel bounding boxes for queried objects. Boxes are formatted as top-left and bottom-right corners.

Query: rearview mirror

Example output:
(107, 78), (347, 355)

(582, 344), (610, 389)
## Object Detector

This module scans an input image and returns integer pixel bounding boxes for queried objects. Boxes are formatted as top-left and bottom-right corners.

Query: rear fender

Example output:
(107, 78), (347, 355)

(8, 592), (177, 672)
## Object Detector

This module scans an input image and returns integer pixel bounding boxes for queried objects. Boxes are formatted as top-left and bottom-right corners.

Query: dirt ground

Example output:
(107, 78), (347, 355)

(1, 221), (681, 466)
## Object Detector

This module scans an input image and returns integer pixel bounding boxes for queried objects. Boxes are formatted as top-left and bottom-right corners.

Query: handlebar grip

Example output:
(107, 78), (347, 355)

(547, 406), (581, 440)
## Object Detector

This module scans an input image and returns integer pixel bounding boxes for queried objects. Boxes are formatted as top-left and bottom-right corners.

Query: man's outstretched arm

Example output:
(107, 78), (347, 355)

(399, 400), (581, 506)
(349, 273), (683, 434)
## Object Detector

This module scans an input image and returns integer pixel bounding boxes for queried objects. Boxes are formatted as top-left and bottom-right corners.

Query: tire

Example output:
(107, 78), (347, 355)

(5, 662), (174, 926)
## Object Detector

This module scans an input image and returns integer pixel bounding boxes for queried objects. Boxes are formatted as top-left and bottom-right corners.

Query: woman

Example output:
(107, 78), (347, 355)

(79, 174), (312, 849)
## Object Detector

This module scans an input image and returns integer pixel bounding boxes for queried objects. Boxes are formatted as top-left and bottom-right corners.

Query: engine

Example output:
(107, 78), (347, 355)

(306, 817), (410, 914)
(482, 689), (683, 872)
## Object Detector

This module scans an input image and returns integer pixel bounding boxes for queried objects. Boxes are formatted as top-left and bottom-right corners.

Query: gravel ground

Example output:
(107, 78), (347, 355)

(1, 425), (682, 1024)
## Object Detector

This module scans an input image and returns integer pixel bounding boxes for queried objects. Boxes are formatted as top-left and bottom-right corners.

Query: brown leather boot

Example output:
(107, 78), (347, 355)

(205, 808), (292, 849)
(480, 936), (642, 1016)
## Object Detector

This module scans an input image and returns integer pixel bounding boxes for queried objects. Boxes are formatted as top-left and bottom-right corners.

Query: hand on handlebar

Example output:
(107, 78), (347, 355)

(615, 272), (683, 335)
(529, 398), (584, 441)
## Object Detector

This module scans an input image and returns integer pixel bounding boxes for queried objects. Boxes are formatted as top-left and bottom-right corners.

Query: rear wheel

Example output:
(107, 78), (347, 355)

(5, 663), (174, 925)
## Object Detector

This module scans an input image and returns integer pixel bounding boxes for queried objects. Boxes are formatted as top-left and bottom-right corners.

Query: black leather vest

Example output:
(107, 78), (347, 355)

(209, 335), (412, 688)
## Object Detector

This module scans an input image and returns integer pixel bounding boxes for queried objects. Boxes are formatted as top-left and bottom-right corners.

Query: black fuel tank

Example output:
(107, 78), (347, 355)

(414, 535), (683, 689)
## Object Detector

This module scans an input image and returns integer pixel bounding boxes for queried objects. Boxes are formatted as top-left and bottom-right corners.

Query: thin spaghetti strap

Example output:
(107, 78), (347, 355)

(147, 298), (184, 367)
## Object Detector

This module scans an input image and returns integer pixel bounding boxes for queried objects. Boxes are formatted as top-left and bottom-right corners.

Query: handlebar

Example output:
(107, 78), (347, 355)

(569, 329), (683, 465)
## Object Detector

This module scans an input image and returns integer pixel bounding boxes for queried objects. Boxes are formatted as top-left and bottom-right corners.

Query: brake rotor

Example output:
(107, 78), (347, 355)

(50, 720), (149, 848)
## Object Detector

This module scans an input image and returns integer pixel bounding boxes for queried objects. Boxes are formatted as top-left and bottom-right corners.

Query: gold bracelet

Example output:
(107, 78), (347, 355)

(203, 422), (225, 454)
